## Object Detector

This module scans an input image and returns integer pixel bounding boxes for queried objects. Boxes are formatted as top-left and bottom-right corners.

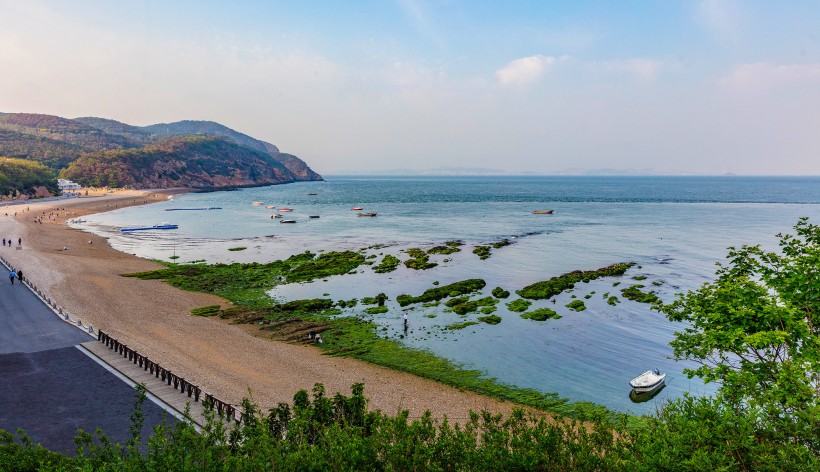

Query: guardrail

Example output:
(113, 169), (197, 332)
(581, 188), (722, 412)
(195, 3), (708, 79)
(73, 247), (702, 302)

(0, 253), (240, 424)
(97, 330), (240, 423)
(0, 254), (96, 336)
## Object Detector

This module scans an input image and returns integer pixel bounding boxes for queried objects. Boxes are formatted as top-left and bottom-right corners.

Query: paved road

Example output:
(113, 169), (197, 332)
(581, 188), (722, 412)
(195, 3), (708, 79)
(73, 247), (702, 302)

(0, 275), (174, 454)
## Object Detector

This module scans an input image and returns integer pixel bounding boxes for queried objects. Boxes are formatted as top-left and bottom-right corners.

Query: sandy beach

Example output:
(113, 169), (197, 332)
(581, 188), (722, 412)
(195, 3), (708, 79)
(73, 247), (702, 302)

(0, 189), (524, 420)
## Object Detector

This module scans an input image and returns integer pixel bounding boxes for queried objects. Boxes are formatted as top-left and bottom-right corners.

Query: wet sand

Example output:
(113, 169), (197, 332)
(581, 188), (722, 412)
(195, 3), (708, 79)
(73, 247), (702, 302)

(0, 189), (527, 420)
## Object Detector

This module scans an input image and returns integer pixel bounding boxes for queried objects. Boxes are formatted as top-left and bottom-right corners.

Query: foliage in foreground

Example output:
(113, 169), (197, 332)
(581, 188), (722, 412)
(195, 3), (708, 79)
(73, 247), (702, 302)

(2, 382), (817, 471)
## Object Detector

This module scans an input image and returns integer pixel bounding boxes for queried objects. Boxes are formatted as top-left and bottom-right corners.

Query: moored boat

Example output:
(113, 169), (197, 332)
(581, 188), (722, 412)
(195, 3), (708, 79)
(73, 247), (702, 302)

(629, 368), (666, 393)
(351, 207), (363, 211)
(252, 201), (264, 206)
(271, 214), (284, 219)
(308, 215), (320, 219)
(279, 207), (294, 212)
(531, 210), (554, 214)
(120, 224), (179, 232)
(279, 219), (296, 224)
(358, 212), (377, 217)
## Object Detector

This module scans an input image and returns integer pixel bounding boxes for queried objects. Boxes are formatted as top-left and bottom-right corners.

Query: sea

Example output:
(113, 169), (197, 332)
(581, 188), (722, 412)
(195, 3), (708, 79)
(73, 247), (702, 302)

(74, 176), (820, 415)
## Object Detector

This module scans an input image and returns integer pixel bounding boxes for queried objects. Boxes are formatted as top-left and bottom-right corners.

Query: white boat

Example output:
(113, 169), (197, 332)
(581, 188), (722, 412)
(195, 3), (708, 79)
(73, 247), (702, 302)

(629, 369), (666, 393)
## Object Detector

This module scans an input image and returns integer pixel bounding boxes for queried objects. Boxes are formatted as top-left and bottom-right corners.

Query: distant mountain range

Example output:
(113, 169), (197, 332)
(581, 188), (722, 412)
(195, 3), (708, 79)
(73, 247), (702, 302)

(0, 112), (321, 189)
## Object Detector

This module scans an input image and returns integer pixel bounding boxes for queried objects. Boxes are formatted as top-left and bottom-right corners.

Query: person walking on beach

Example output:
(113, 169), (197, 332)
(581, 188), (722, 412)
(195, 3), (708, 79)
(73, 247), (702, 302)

(9, 270), (16, 285)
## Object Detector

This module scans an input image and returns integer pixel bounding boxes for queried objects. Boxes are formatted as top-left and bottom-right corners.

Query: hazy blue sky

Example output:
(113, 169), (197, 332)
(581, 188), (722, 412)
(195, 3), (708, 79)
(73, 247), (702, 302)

(2, 1), (819, 175)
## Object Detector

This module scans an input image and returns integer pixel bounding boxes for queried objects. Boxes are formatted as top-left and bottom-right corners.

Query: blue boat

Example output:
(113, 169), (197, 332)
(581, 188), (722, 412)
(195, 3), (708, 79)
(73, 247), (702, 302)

(120, 224), (179, 232)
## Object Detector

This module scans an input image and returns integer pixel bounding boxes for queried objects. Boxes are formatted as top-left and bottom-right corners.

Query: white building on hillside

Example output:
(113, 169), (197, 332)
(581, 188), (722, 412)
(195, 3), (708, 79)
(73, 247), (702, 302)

(57, 179), (82, 192)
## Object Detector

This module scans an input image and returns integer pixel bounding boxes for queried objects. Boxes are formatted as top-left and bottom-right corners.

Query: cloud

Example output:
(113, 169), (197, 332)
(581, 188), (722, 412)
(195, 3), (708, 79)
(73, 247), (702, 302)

(496, 55), (557, 86)
(592, 58), (665, 81)
(720, 62), (820, 91)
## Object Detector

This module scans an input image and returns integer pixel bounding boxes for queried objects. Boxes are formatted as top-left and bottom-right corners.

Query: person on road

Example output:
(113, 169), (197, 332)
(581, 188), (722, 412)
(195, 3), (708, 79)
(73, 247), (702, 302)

(9, 270), (16, 285)
(17, 270), (23, 283)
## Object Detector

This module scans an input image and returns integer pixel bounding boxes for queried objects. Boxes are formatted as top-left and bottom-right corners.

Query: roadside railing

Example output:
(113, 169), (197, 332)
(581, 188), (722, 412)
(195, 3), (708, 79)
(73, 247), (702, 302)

(0, 253), (240, 424)
(97, 330), (240, 423)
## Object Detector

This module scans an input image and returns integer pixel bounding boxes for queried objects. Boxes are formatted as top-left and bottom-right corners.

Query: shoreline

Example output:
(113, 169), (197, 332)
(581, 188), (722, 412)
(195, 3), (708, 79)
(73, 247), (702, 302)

(0, 189), (526, 420)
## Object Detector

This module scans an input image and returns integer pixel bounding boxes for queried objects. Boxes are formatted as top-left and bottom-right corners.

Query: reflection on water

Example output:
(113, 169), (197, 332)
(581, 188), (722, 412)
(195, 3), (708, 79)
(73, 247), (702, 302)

(630, 384), (667, 403)
(73, 177), (820, 415)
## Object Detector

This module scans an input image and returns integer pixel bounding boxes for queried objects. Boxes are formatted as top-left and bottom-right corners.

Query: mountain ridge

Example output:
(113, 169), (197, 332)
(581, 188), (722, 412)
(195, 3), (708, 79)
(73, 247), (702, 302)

(0, 112), (321, 189)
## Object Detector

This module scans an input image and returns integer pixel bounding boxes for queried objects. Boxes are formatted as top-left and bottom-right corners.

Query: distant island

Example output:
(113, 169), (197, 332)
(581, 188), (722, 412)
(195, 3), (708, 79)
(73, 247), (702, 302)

(0, 113), (322, 193)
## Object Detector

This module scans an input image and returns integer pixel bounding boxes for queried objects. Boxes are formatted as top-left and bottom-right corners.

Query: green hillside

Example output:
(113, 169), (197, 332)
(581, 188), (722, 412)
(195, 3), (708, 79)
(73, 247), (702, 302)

(0, 112), (322, 190)
(0, 156), (57, 195)
(60, 135), (294, 189)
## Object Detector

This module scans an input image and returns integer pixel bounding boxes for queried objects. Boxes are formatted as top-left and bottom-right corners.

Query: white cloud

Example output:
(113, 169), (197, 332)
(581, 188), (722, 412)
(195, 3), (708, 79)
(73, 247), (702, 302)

(496, 55), (557, 87)
(720, 62), (820, 91)
(592, 58), (664, 81)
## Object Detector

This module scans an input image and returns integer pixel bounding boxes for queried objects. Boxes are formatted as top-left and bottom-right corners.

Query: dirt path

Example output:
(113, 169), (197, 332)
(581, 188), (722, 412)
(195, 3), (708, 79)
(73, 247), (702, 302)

(0, 190), (526, 420)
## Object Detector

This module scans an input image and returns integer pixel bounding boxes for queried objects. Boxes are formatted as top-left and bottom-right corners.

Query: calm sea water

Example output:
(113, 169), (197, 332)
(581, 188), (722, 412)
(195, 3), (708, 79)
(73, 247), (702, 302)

(78, 176), (820, 414)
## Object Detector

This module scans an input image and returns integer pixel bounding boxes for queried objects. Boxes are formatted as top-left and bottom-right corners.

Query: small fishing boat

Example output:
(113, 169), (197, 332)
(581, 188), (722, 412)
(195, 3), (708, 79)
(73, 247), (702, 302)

(279, 219), (296, 224)
(271, 214), (284, 219)
(120, 223), (178, 232)
(252, 202), (264, 206)
(531, 210), (554, 215)
(308, 193), (318, 196)
(308, 215), (320, 219)
(265, 205), (276, 209)
(358, 212), (377, 217)
(279, 207), (294, 212)
(351, 207), (363, 211)
(165, 207), (221, 211)
(629, 369), (666, 393)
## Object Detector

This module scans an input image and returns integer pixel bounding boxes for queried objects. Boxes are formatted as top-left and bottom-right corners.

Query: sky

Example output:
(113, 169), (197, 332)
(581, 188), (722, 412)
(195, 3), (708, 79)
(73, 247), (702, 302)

(1, 1), (820, 175)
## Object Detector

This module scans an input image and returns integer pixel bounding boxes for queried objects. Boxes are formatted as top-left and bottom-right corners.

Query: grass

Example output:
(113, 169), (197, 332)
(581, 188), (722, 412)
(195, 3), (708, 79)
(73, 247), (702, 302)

(517, 263), (635, 300)
(190, 305), (221, 317)
(521, 308), (561, 321)
(506, 299), (532, 312)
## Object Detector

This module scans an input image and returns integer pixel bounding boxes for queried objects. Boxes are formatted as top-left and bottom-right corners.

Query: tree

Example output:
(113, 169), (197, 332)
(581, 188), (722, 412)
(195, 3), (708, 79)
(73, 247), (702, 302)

(659, 218), (820, 451)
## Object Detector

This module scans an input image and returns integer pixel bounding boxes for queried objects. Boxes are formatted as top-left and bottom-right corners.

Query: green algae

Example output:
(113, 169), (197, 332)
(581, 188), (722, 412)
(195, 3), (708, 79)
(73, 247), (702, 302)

(364, 306), (389, 315)
(373, 254), (400, 273)
(620, 284), (660, 304)
(396, 279), (486, 307)
(565, 300), (587, 312)
(520, 308), (561, 321)
(445, 321), (478, 330)
(492, 287), (510, 298)
(478, 314), (502, 324)
(403, 248), (437, 270)
(517, 263), (634, 300)
(506, 299), (532, 313)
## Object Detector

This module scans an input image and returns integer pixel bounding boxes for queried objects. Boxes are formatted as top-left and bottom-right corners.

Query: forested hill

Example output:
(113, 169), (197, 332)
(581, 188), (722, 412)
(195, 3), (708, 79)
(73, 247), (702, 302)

(0, 112), (322, 189)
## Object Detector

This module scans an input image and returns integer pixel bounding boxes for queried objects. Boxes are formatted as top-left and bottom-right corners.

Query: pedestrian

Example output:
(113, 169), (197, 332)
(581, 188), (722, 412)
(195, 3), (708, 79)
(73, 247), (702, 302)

(9, 270), (15, 285)
(17, 238), (21, 246)
(63, 245), (67, 251)
(16, 270), (22, 283)
(2, 238), (5, 246)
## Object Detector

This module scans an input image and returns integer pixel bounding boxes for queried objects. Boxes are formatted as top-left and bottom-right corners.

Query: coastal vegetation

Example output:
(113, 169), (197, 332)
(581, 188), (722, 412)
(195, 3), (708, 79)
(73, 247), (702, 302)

(505, 299), (532, 312)
(520, 308), (561, 321)
(402, 248), (437, 270)
(0, 112), (321, 189)
(445, 320), (478, 330)
(491, 286), (510, 298)
(372, 254), (400, 273)
(396, 279), (486, 307)
(0, 156), (57, 196)
(620, 284), (660, 304)
(517, 263), (634, 300)
(227, 246), (246, 251)
(427, 240), (463, 255)
(478, 314), (502, 324)
(565, 300), (587, 312)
